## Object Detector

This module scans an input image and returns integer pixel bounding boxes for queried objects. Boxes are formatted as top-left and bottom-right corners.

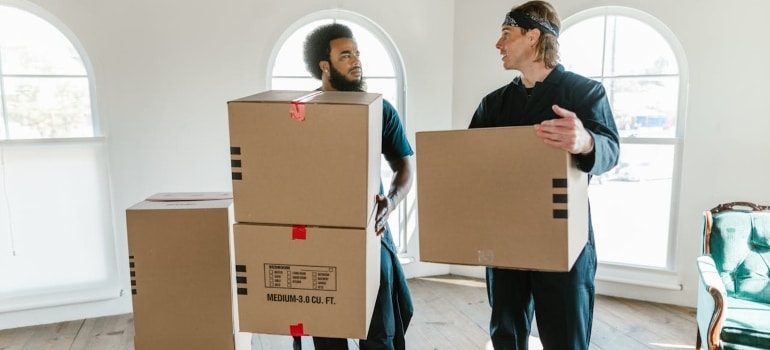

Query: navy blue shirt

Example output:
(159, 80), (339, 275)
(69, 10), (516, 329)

(469, 64), (619, 175)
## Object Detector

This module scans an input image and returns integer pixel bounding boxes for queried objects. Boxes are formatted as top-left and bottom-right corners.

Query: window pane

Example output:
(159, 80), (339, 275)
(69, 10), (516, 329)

(560, 16), (605, 77)
(4, 77), (93, 139)
(604, 16), (677, 76)
(0, 6), (86, 75)
(589, 144), (674, 267)
(271, 77), (321, 91)
(0, 141), (114, 293)
(0, 84), (5, 138)
(272, 22), (321, 77)
(605, 77), (679, 138)
(365, 77), (397, 106)
(350, 24), (395, 76)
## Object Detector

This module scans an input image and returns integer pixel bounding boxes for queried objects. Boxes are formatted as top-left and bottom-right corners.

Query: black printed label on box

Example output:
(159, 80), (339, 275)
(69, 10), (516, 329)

(264, 263), (337, 291)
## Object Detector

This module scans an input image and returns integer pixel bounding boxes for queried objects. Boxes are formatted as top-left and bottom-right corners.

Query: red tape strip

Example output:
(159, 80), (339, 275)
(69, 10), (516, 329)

(290, 102), (306, 122)
(289, 91), (323, 122)
(292, 225), (307, 240)
(289, 323), (308, 336)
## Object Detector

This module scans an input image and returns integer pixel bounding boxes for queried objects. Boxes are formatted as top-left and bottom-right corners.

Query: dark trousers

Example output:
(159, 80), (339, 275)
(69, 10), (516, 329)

(293, 241), (410, 350)
(486, 242), (597, 350)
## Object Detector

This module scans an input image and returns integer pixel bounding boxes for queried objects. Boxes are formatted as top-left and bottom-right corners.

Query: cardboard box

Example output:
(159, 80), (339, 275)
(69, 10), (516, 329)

(416, 126), (588, 272)
(233, 222), (379, 339)
(126, 193), (239, 349)
(228, 90), (382, 228)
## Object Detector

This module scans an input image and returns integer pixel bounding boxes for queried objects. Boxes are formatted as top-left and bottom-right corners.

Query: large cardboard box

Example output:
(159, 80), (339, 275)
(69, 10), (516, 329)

(228, 90), (382, 228)
(233, 222), (380, 339)
(416, 126), (588, 272)
(126, 193), (239, 349)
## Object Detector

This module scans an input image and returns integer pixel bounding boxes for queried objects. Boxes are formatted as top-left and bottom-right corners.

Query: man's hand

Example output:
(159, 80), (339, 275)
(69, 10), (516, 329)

(533, 104), (594, 154)
(374, 194), (392, 236)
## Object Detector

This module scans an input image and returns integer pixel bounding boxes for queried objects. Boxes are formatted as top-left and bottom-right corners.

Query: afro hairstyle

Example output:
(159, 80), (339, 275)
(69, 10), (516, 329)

(303, 23), (355, 80)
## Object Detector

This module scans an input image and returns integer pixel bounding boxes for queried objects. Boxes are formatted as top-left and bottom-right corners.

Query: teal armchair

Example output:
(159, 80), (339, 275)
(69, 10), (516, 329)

(696, 202), (770, 349)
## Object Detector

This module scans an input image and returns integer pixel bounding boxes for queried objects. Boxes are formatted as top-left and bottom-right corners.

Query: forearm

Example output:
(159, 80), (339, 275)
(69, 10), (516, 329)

(386, 156), (414, 209)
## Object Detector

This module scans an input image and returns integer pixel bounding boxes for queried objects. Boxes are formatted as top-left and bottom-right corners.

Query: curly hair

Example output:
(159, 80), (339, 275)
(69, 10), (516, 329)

(303, 23), (354, 80)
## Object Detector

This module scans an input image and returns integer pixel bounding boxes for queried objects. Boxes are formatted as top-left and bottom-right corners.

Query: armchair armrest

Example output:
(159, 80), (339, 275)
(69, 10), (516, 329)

(697, 255), (728, 349)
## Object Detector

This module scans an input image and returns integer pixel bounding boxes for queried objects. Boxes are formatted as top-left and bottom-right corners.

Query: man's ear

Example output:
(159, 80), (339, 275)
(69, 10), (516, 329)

(319, 61), (329, 73)
(528, 29), (541, 46)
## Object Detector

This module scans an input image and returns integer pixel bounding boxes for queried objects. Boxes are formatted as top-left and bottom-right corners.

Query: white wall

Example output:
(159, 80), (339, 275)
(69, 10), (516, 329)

(4, 0), (770, 329)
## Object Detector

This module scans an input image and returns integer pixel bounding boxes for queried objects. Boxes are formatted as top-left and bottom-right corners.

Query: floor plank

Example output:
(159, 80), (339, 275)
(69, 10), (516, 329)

(0, 275), (696, 350)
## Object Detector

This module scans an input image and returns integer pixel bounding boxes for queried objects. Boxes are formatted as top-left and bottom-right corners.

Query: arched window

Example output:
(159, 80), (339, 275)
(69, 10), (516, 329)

(0, 5), (96, 139)
(560, 7), (687, 270)
(0, 2), (119, 311)
(268, 10), (410, 252)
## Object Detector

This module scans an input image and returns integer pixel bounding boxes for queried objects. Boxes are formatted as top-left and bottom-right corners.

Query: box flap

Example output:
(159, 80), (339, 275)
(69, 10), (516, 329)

(229, 90), (381, 106)
(146, 192), (233, 201)
(128, 192), (233, 211)
(230, 90), (315, 103)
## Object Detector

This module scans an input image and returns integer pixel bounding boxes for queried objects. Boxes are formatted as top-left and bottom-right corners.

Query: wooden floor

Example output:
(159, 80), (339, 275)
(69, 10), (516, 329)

(0, 275), (697, 350)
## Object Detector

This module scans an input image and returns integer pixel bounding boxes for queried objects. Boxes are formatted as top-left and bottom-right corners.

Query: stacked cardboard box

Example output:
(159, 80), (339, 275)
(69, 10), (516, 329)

(228, 90), (383, 339)
(126, 192), (240, 349)
(416, 126), (589, 272)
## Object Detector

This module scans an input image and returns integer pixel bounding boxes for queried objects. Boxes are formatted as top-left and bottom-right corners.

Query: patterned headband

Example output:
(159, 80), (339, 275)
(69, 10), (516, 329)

(502, 10), (559, 38)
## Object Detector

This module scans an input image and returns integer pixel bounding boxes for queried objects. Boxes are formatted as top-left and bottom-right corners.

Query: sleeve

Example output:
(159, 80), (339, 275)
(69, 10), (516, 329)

(381, 99), (414, 161)
(469, 97), (488, 129)
(572, 81), (620, 175)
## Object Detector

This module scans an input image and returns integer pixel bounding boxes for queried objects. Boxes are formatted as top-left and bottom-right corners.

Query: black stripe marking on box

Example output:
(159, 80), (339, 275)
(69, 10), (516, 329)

(231, 159), (241, 168)
(552, 194), (568, 203)
(553, 209), (568, 219)
(129, 255), (136, 294)
(230, 147), (241, 155)
(552, 178), (568, 188)
(232, 172), (242, 180)
(236, 276), (247, 284)
(236, 265), (247, 273)
(237, 288), (248, 295)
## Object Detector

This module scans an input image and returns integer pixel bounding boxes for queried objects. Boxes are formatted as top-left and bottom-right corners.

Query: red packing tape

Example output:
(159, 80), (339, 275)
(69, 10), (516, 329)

(289, 91), (323, 122)
(290, 102), (305, 122)
(292, 225), (307, 240)
(290, 323), (308, 336)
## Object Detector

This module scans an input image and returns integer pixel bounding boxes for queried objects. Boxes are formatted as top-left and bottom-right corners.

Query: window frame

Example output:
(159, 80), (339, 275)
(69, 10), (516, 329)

(0, 0), (120, 313)
(562, 6), (689, 277)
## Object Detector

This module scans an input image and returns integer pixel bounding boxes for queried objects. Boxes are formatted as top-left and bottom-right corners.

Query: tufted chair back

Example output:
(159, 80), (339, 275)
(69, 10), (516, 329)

(705, 202), (770, 304)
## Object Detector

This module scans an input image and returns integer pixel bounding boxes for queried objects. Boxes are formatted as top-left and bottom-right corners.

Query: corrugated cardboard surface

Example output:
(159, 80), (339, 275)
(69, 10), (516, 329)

(126, 194), (238, 349)
(233, 222), (379, 339)
(416, 126), (588, 272)
(228, 90), (382, 228)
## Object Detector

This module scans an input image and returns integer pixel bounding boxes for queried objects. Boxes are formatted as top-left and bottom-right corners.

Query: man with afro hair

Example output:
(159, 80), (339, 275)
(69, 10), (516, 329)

(292, 22), (414, 350)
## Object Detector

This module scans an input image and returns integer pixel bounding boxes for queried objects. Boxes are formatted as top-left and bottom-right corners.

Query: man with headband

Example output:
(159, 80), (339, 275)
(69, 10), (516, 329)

(469, 1), (619, 349)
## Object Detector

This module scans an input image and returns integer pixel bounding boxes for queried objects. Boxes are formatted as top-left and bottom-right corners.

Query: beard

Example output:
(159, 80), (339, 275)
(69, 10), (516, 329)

(328, 65), (366, 92)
